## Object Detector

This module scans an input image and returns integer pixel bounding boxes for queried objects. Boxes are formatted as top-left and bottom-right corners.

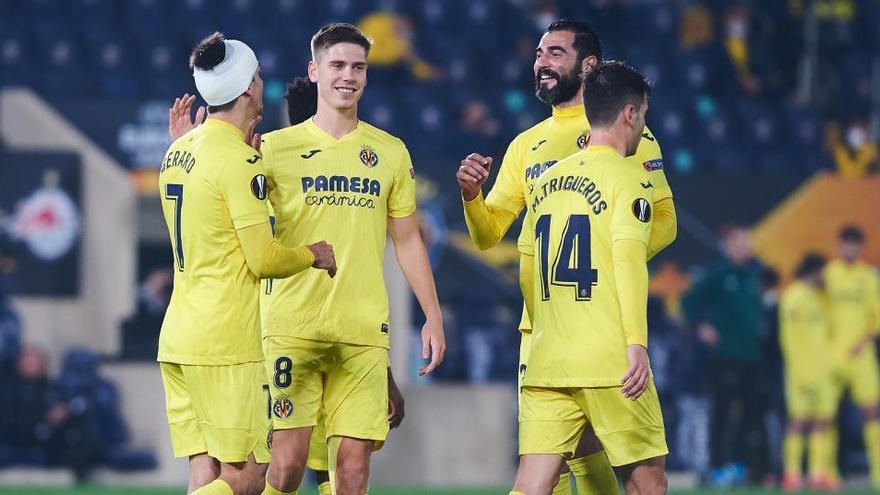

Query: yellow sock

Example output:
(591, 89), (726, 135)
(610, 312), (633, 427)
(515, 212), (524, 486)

(568, 451), (619, 494)
(261, 479), (296, 495)
(509, 492), (527, 495)
(318, 480), (333, 495)
(193, 480), (233, 495)
(783, 432), (805, 477)
(552, 471), (571, 495)
(865, 420), (880, 487)
(808, 429), (830, 478)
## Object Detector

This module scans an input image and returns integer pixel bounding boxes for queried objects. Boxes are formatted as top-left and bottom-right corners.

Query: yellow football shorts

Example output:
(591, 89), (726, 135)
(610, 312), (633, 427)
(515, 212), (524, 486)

(785, 376), (835, 421)
(307, 411), (329, 471)
(831, 354), (880, 408)
(518, 331), (532, 408)
(519, 380), (668, 466)
(159, 361), (271, 464)
(263, 335), (389, 449)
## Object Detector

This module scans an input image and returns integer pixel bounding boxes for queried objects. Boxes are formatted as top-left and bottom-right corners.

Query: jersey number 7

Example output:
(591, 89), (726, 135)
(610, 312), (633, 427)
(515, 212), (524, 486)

(535, 214), (599, 301)
(164, 184), (185, 271)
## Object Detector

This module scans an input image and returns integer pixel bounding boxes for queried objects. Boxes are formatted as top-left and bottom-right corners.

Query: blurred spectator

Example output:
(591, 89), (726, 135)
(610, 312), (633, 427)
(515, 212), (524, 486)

(56, 349), (156, 477)
(120, 267), (172, 361)
(358, 12), (441, 82)
(826, 119), (878, 177)
(0, 346), (78, 470)
(680, 5), (715, 49)
(682, 225), (766, 486)
(453, 100), (504, 157)
(724, 5), (761, 95)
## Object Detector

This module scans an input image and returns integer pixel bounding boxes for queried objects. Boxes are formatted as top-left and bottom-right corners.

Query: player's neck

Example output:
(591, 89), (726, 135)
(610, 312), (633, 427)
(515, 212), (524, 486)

(313, 100), (358, 140)
(207, 109), (253, 136)
(553, 94), (584, 111)
(587, 129), (626, 156)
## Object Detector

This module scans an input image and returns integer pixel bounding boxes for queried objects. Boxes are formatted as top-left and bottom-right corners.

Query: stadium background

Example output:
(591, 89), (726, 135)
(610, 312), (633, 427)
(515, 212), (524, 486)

(1, 0), (880, 493)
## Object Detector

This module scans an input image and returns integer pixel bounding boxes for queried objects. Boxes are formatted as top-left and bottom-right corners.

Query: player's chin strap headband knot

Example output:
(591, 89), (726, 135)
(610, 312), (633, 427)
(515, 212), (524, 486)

(193, 40), (258, 107)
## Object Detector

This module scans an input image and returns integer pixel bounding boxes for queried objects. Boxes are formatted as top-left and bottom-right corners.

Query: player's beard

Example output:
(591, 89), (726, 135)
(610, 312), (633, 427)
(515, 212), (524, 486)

(535, 65), (582, 106)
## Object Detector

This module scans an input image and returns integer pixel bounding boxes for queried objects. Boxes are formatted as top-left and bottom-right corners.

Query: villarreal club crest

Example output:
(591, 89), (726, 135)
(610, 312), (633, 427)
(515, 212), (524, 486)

(272, 397), (294, 419)
(577, 130), (590, 150)
(360, 144), (380, 168)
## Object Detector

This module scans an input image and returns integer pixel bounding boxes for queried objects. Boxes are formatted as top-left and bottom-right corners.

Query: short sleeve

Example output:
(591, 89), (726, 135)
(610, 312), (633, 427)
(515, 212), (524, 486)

(630, 126), (672, 202)
(485, 137), (526, 216)
(217, 149), (271, 230)
(611, 170), (654, 245)
(388, 145), (417, 218)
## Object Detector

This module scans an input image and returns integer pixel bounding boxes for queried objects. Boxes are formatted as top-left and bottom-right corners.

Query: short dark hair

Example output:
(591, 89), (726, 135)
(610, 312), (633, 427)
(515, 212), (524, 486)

(311, 23), (372, 59)
(795, 253), (826, 278)
(582, 61), (651, 127)
(285, 76), (318, 126)
(840, 225), (865, 243)
(189, 32), (237, 113)
(546, 19), (602, 65)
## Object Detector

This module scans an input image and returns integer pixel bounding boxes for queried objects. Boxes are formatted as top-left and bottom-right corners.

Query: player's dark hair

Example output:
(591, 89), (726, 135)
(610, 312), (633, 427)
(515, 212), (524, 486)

(582, 61), (651, 127)
(285, 76), (318, 125)
(189, 32), (237, 113)
(839, 225), (865, 243)
(311, 23), (372, 59)
(546, 19), (602, 65)
(795, 253), (826, 279)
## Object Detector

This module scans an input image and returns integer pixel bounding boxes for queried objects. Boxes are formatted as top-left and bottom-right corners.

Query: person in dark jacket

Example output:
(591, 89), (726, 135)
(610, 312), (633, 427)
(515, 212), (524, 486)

(682, 224), (766, 485)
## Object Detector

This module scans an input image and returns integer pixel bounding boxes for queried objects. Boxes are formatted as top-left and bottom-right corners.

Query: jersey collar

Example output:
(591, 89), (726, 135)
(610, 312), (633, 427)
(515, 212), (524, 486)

(203, 118), (245, 139)
(551, 104), (584, 121)
(305, 117), (361, 144)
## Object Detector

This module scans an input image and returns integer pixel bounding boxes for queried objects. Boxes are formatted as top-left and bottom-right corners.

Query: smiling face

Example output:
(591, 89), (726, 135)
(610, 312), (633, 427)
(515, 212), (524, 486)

(534, 30), (583, 107)
(309, 42), (367, 112)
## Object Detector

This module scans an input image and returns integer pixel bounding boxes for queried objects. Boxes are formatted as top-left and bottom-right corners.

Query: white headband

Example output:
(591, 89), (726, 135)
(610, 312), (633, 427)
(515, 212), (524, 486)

(193, 39), (259, 106)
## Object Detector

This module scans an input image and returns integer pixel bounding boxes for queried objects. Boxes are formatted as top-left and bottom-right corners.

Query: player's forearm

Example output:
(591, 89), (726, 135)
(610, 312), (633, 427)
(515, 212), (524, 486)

(647, 198), (677, 260)
(390, 217), (443, 321)
(237, 222), (314, 278)
(612, 239), (649, 348)
(520, 254), (535, 325)
(463, 192), (518, 250)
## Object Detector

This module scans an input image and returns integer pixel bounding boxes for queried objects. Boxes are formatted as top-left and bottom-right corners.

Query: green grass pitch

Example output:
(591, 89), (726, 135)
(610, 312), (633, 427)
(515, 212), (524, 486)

(0, 488), (877, 495)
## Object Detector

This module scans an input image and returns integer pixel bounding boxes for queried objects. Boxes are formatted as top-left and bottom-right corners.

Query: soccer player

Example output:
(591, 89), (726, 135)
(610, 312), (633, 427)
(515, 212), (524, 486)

(169, 68), (409, 495)
(158, 33), (336, 495)
(257, 24), (445, 495)
(779, 254), (835, 491)
(279, 74), (407, 495)
(456, 19), (675, 494)
(513, 61), (667, 495)
(825, 226), (880, 488)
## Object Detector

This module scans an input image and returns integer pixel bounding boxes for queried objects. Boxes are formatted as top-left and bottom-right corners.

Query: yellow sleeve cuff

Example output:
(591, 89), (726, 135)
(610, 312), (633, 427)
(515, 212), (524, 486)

(462, 191), (517, 250)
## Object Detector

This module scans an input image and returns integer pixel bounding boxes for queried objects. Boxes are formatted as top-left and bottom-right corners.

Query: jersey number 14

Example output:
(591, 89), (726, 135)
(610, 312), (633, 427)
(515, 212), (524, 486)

(535, 214), (599, 301)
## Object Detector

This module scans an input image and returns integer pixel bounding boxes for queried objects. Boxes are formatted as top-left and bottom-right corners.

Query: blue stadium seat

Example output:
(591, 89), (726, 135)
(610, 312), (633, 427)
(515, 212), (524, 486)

(35, 32), (89, 95)
(359, 87), (402, 134)
(0, 26), (35, 86)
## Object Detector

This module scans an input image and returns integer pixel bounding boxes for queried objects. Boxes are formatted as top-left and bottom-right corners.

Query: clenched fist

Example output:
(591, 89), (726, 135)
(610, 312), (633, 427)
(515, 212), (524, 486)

(308, 241), (337, 278)
(456, 152), (493, 201)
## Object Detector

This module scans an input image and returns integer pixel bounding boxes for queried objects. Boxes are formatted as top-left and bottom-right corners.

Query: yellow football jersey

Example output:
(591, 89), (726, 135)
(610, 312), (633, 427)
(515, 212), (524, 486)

(518, 145), (653, 387)
(158, 119), (271, 365)
(486, 104), (670, 239)
(824, 259), (880, 363)
(779, 281), (831, 383)
(260, 119), (416, 348)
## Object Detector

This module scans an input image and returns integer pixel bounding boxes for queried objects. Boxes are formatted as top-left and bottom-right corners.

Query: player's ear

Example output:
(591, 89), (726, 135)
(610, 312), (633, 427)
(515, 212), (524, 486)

(581, 55), (598, 75)
(307, 59), (318, 83)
